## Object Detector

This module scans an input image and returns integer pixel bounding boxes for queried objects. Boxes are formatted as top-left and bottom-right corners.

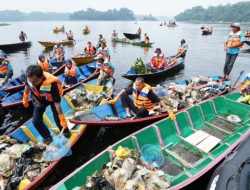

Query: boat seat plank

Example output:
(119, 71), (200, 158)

(185, 130), (210, 146)
(196, 136), (221, 153)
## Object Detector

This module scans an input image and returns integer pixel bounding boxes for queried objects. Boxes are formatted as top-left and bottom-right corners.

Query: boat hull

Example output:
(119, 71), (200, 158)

(123, 33), (141, 40)
(0, 41), (31, 52)
(122, 60), (184, 81)
(72, 56), (95, 66)
(38, 40), (74, 48)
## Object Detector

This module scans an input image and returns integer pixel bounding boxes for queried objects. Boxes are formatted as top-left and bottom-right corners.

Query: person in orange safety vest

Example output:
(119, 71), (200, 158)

(150, 48), (166, 70)
(22, 65), (71, 144)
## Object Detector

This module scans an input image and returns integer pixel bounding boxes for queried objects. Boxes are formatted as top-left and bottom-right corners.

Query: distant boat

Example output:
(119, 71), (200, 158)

(0, 41), (31, 52)
(201, 27), (213, 35)
(123, 33), (141, 40)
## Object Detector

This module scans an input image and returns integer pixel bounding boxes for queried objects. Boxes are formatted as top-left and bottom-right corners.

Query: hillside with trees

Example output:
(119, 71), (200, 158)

(70, 8), (135, 21)
(175, 1), (250, 22)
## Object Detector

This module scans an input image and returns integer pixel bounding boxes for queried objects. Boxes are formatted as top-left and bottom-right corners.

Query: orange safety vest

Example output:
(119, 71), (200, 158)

(98, 47), (110, 61)
(98, 62), (113, 76)
(29, 72), (63, 102)
(226, 31), (243, 48)
(151, 53), (165, 68)
(55, 46), (64, 55)
(132, 83), (155, 111)
(85, 46), (95, 55)
(241, 74), (250, 91)
(37, 58), (51, 72)
(65, 66), (77, 77)
(0, 63), (8, 74)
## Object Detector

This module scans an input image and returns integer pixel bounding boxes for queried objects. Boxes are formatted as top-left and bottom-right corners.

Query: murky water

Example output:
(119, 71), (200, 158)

(0, 21), (249, 188)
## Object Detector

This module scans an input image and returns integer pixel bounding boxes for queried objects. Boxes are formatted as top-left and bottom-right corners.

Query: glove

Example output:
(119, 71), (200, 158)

(58, 114), (68, 129)
(168, 111), (176, 120)
(107, 97), (119, 105)
(23, 93), (29, 108)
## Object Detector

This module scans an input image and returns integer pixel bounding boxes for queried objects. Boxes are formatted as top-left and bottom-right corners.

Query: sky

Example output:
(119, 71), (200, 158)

(0, 0), (249, 16)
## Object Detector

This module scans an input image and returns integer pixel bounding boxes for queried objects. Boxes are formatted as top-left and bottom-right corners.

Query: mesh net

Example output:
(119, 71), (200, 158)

(44, 135), (72, 161)
(140, 144), (164, 168)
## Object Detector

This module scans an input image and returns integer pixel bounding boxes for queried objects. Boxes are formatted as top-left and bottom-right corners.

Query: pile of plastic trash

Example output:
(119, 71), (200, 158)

(154, 75), (229, 112)
(66, 87), (110, 112)
(74, 145), (170, 190)
(0, 136), (49, 190)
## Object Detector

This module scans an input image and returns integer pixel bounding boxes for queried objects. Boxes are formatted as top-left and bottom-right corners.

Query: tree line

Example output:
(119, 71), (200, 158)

(175, 1), (250, 22)
(0, 8), (138, 21)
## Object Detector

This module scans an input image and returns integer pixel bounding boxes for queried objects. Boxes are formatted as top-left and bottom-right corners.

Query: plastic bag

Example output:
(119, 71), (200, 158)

(44, 135), (72, 161)
(141, 144), (164, 168)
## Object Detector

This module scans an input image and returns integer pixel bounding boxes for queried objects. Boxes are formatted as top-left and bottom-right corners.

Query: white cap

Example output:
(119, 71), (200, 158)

(231, 23), (240, 28)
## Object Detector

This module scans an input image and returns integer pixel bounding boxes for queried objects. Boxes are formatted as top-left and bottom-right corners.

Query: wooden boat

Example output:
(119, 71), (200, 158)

(1, 62), (98, 109)
(112, 38), (153, 47)
(72, 55), (95, 67)
(53, 27), (65, 33)
(122, 58), (185, 81)
(38, 40), (74, 48)
(123, 33), (141, 40)
(6, 76), (112, 190)
(0, 61), (65, 94)
(83, 28), (90, 34)
(0, 41), (31, 52)
(53, 94), (250, 190)
(70, 76), (230, 126)
(167, 24), (177, 27)
(202, 29), (213, 35)
(207, 135), (250, 190)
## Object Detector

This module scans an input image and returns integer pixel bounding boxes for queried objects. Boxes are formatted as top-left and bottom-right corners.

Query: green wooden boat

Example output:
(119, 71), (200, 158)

(52, 94), (250, 190)
(111, 38), (153, 47)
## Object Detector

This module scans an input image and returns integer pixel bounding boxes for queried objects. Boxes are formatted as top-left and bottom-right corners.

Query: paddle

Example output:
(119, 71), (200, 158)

(230, 70), (244, 93)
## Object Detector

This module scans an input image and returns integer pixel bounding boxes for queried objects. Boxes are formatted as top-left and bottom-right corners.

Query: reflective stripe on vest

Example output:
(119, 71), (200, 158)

(65, 66), (77, 77)
(226, 31), (243, 48)
(132, 83), (155, 111)
(29, 72), (63, 102)
(37, 59), (51, 72)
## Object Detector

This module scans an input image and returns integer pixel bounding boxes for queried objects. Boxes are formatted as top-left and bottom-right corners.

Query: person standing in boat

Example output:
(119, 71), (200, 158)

(137, 27), (142, 35)
(84, 42), (96, 55)
(97, 42), (111, 62)
(233, 72), (250, 104)
(63, 59), (79, 86)
(66, 30), (74, 41)
(19, 31), (27, 42)
(176, 39), (188, 59)
(50, 42), (65, 63)
(94, 54), (114, 86)
(37, 55), (52, 72)
(22, 65), (71, 144)
(223, 23), (245, 80)
(97, 34), (106, 48)
(150, 48), (166, 70)
(0, 58), (13, 85)
(107, 77), (175, 120)
(112, 30), (118, 39)
(144, 33), (150, 44)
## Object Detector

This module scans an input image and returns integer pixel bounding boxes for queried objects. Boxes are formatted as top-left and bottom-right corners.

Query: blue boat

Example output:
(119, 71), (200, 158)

(1, 62), (98, 109)
(70, 76), (230, 127)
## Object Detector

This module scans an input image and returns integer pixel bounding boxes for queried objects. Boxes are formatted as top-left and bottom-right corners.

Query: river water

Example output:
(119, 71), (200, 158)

(0, 21), (249, 189)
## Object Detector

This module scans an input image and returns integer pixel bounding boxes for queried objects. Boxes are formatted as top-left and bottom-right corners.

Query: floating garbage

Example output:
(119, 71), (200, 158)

(78, 146), (170, 190)
(0, 136), (49, 190)
(227, 115), (241, 123)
